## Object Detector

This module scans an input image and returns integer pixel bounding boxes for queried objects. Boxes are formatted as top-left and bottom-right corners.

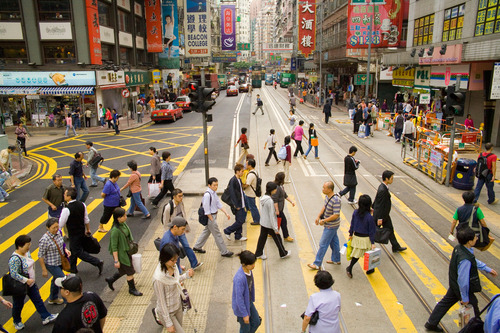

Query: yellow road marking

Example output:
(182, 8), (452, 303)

(0, 203), (7, 209)
(0, 202), (40, 229)
(173, 126), (212, 176)
(30, 153), (57, 180)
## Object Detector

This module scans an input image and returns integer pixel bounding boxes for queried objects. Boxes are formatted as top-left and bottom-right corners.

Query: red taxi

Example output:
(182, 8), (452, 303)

(175, 96), (192, 112)
(152, 102), (183, 123)
(226, 85), (239, 96)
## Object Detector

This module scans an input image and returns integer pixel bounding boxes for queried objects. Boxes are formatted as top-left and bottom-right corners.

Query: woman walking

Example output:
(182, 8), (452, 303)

(14, 122), (28, 156)
(235, 127), (248, 165)
(64, 113), (77, 137)
(254, 182), (290, 260)
(346, 194), (377, 278)
(105, 208), (143, 296)
(304, 123), (319, 159)
(272, 172), (295, 242)
(264, 129), (279, 166)
(151, 243), (194, 332)
(282, 136), (292, 183)
(105, 108), (114, 129)
(120, 160), (151, 219)
(293, 120), (306, 158)
(38, 218), (70, 305)
(353, 105), (363, 134)
(10, 235), (58, 330)
(99, 169), (122, 233)
(148, 147), (162, 183)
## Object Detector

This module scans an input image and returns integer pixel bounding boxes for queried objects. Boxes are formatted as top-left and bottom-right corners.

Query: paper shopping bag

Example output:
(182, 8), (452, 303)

(5, 174), (21, 189)
(363, 248), (381, 271)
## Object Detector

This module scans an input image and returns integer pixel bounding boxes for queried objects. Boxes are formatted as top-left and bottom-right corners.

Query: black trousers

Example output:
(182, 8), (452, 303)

(427, 288), (479, 326)
(148, 173), (162, 183)
(69, 235), (101, 270)
(255, 226), (287, 257)
(100, 205), (119, 224)
(107, 120), (114, 129)
(381, 216), (401, 250)
(278, 211), (289, 239)
(17, 137), (27, 156)
(293, 139), (304, 157)
(339, 185), (356, 202)
(152, 179), (174, 205)
(85, 117), (91, 127)
(265, 147), (278, 164)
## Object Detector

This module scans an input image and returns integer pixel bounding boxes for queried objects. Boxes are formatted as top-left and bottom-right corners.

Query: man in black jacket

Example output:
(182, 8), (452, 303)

(223, 164), (247, 241)
(424, 228), (497, 332)
(338, 146), (360, 204)
(372, 170), (406, 254)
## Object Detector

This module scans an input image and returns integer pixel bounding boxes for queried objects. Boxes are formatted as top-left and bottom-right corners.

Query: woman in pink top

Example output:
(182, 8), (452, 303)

(64, 113), (77, 137)
(120, 160), (151, 219)
(293, 120), (307, 157)
(464, 114), (474, 130)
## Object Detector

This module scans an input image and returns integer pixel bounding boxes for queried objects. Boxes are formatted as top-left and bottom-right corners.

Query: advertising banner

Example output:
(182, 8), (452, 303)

(490, 62), (500, 99)
(0, 71), (96, 86)
(347, 0), (403, 49)
(221, 5), (236, 51)
(392, 67), (415, 88)
(298, 0), (316, 57)
(184, 0), (211, 57)
(85, 0), (102, 64)
(159, 0), (180, 69)
(430, 65), (469, 90)
(145, 0), (163, 52)
(418, 44), (462, 65)
(414, 66), (431, 88)
(212, 52), (237, 63)
(125, 71), (150, 87)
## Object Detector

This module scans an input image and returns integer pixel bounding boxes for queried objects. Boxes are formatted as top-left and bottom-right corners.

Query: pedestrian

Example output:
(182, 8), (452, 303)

(14, 122), (28, 156)
(272, 172), (295, 242)
(338, 146), (360, 204)
(381, 99), (388, 112)
(0, 145), (14, 175)
(304, 123), (319, 159)
(293, 120), (307, 157)
(301, 271), (341, 333)
(42, 174), (66, 218)
(235, 127), (249, 165)
(69, 152), (89, 203)
(112, 109), (120, 135)
(474, 142), (498, 205)
(38, 218), (70, 305)
(223, 163), (248, 241)
(288, 109), (297, 131)
(84, 108), (92, 128)
(0, 295), (12, 333)
(484, 294), (500, 333)
(372, 170), (406, 253)
(105, 108), (113, 129)
(136, 103), (143, 123)
(307, 181), (342, 270)
(99, 169), (122, 233)
(450, 191), (488, 237)
(52, 274), (108, 333)
(152, 151), (175, 209)
(353, 105), (363, 134)
(59, 187), (104, 275)
(424, 227), (498, 332)
(120, 160), (151, 219)
(9, 235), (58, 330)
(232, 250), (261, 333)
(85, 141), (107, 188)
(402, 115), (415, 150)
(363, 103), (372, 138)
(105, 208), (143, 296)
(253, 94), (264, 115)
(193, 177), (234, 257)
(148, 147), (162, 183)
(64, 113), (77, 137)
(282, 136), (292, 183)
(254, 182), (291, 260)
(289, 93), (297, 112)
(151, 243), (194, 332)
(393, 111), (404, 142)
(99, 104), (105, 127)
(264, 129), (279, 166)
(243, 159), (260, 226)
(323, 99), (332, 124)
(464, 114), (474, 130)
(345, 194), (377, 278)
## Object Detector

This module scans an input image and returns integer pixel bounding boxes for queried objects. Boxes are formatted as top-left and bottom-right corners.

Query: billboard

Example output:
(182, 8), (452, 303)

(298, 0), (316, 57)
(85, 0), (102, 65)
(221, 5), (236, 51)
(159, 0), (180, 69)
(145, 0), (163, 52)
(0, 71), (96, 86)
(347, 0), (403, 49)
(184, 0), (211, 57)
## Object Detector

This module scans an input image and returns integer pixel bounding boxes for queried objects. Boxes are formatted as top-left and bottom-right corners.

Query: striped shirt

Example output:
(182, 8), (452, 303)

(323, 194), (341, 229)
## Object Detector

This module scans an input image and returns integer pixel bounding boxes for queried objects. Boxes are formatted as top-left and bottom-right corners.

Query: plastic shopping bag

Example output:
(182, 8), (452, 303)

(148, 182), (160, 198)
(346, 239), (353, 261)
(363, 248), (381, 271)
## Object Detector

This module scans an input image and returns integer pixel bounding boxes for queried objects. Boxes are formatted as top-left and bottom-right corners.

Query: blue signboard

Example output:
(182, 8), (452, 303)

(0, 71), (96, 86)
(159, 0), (180, 69)
(291, 58), (297, 71)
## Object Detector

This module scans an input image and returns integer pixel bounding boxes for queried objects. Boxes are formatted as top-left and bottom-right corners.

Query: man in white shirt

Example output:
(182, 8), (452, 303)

(243, 159), (260, 226)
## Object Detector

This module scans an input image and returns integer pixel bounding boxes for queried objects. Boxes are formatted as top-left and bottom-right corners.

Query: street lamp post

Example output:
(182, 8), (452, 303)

(365, 0), (374, 101)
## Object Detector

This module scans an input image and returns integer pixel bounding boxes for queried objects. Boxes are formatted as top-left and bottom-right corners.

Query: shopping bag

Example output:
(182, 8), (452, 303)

(358, 125), (366, 138)
(475, 235), (495, 251)
(346, 239), (353, 261)
(363, 248), (381, 271)
(0, 172), (9, 186)
(277, 217), (282, 230)
(310, 138), (319, 146)
(148, 182), (160, 198)
(5, 174), (21, 189)
(132, 254), (142, 274)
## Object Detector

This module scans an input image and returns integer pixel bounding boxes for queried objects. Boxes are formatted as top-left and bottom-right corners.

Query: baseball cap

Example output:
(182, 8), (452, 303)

(171, 216), (187, 228)
(55, 274), (82, 292)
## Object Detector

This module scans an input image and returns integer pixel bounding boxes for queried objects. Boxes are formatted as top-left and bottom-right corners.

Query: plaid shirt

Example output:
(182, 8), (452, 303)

(38, 232), (65, 266)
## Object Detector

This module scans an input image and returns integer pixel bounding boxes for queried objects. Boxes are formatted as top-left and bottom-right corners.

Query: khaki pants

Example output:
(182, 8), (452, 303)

(237, 147), (248, 165)
(157, 303), (184, 332)
(283, 161), (290, 182)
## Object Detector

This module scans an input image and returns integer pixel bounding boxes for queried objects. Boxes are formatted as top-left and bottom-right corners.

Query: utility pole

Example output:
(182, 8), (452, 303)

(200, 67), (209, 185)
(318, 1), (323, 105)
(365, 0), (374, 101)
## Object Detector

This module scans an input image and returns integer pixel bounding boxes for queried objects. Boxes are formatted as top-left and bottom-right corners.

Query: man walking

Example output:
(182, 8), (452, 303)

(224, 164), (248, 241)
(338, 146), (360, 204)
(243, 159), (260, 226)
(59, 188), (103, 275)
(372, 170), (406, 254)
(152, 151), (175, 209)
(99, 104), (105, 127)
(69, 152), (89, 203)
(323, 99), (332, 124)
(307, 181), (342, 270)
(253, 94), (264, 115)
(42, 174), (65, 218)
(193, 177), (234, 257)
(85, 141), (106, 188)
(474, 142), (498, 205)
(394, 111), (404, 142)
(424, 227), (497, 332)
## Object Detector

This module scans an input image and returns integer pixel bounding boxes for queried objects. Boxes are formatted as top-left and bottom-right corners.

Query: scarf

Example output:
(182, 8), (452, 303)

(152, 263), (185, 300)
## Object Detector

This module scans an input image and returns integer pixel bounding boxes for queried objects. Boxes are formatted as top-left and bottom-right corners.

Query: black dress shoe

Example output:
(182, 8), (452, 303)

(424, 322), (444, 332)
(393, 247), (407, 253)
(193, 248), (206, 253)
(221, 251), (234, 257)
(366, 269), (375, 275)
(97, 261), (104, 275)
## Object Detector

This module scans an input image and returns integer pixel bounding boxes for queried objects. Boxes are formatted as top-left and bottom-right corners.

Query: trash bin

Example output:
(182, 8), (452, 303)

(453, 158), (477, 190)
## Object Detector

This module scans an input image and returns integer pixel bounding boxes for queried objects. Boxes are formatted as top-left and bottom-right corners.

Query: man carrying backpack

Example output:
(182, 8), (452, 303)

(474, 143), (498, 205)
(253, 94), (264, 115)
(243, 159), (261, 226)
(85, 141), (106, 187)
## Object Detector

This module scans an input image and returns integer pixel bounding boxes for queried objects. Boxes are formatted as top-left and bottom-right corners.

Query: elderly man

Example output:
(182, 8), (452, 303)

(42, 174), (66, 218)
(0, 145), (15, 175)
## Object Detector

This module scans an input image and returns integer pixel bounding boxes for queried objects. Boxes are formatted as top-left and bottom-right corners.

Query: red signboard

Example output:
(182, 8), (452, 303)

(461, 132), (477, 143)
(224, 8), (233, 35)
(85, 0), (102, 65)
(298, 0), (316, 57)
(145, 0), (162, 52)
(346, 0), (403, 49)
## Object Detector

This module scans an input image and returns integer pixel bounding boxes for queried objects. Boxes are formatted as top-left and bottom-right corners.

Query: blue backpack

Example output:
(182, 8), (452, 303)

(277, 145), (287, 160)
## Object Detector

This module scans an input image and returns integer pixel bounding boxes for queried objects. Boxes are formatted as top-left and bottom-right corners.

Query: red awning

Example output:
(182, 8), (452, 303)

(98, 84), (126, 90)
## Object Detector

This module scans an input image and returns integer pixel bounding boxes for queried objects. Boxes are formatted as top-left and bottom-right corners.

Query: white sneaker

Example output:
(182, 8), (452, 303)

(224, 233), (231, 240)
(280, 250), (291, 259)
(14, 322), (25, 330)
(347, 200), (358, 205)
(256, 255), (267, 260)
(239, 237), (248, 241)
(42, 314), (58, 325)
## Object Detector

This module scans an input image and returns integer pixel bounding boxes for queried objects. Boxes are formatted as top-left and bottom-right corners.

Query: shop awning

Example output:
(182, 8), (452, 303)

(0, 87), (41, 95)
(39, 86), (95, 95)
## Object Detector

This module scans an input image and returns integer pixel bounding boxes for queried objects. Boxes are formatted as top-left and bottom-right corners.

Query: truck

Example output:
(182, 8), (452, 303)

(265, 73), (274, 85)
(280, 73), (295, 88)
(217, 74), (227, 90)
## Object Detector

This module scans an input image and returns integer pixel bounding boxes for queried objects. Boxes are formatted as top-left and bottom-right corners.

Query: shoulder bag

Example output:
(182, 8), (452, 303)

(3, 255), (28, 297)
(466, 207), (494, 250)
(300, 310), (319, 325)
(49, 234), (71, 272)
(198, 191), (212, 226)
(117, 225), (138, 256)
(82, 234), (101, 254)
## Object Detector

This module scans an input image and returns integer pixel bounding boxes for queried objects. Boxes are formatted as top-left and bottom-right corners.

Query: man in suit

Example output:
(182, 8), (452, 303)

(338, 146), (360, 204)
(372, 170), (406, 257)
(223, 163), (248, 241)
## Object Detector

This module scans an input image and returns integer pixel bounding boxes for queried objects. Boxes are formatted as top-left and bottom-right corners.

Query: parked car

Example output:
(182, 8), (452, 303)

(175, 96), (192, 112)
(152, 102), (183, 123)
(239, 83), (249, 92)
(226, 85), (239, 96)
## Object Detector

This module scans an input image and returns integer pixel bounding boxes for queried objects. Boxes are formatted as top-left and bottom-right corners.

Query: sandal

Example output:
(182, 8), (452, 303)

(307, 263), (320, 270)
(326, 260), (341, 265)
(97, 229), (108, 233)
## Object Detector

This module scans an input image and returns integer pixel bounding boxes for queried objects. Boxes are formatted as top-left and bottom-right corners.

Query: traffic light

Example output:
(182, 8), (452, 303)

(201, 87), (215, 112)
(188, 82), (200, 111)
(444, 85), (466, 117)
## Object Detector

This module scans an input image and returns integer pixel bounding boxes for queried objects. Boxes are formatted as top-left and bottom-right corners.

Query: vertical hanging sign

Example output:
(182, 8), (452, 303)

(221, 5), (236, 51)
(159, 0), (180, 69)
(298, 0), (316, 57)
(85, 0), (102, 64)
(184, 0), (211, 57)
(145, 0), (163, 52)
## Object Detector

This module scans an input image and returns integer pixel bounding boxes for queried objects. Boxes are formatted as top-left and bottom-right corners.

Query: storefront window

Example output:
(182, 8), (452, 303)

(38, 0), (71, 21)
(0, 0), (21, 20)
(475, 0), (500, 36)
(443, 4), (465, 42)
(118, 10), (131, 32)
(0, 43), (27, 64)
(413, 13), (434, 46)
(43, 43), (76, 64)
(135, 17), (144, 36)
(98, 1), (113, 27)
(101, 44), (115, 63)
(120, 47), (132, 63)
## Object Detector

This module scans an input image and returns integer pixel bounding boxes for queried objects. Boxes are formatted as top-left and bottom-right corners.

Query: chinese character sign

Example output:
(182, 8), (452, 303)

(184, 0), (211, 57)
(347, 0), (403, 49)
(221, 5), (236, 51)
(145, 0), (163, 52)
(298, 0), (316, 57)
(85, 0), (102, 64)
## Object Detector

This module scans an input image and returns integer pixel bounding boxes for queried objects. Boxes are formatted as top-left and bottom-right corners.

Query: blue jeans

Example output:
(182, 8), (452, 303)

(246, 197), (260, 224)
(305, 143), (318, 158)
(394, 128), (403, 141)
(179, 233), (198, 268)
(313, 226), (340, 266)
(365, 123), (371, 136)
(100, 117), (105, 126)
(12, 283), (51, 324)
(46, 265), (65, 301)
(127, 191), (149, 216)
(65, 125), (77, 136)
(74, 176), (89, 202)
(237, 302), (261, 333)
(224, 208), (247, 240)
(474, 173), (496, 204)
(90, 167), (105, 186)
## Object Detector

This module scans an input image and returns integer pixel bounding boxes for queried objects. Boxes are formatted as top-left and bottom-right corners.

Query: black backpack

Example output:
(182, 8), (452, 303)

(248, 171), (262, 197)
(88, 148), (104, 168)
(198, 191), (212, 226)
(475, 153), (492, 179)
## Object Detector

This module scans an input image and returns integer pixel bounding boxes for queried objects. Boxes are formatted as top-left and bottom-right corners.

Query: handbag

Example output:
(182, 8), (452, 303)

(300, 310), (319, 325)
(117, 226), (138, 256)
(119, 196), (127, 207)
(374, 227), (391, 244)
(82, 234), (101, 254)
(153, 237), (186, 258)
(2, 255), (28, 297)
(458, 294), (500, 333)
(181, 288), (192, 312)
(310, 138), (318, 146)
(49, 235), (71, 272)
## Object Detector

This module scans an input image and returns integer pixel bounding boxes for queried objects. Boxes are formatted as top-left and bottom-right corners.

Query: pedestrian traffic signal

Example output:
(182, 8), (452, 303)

(188, 82), (200, 111)
(444, 85), (466, 117)
(201, 87), (216, 112)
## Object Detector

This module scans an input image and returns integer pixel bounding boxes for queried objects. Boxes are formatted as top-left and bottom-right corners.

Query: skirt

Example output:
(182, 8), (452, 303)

(351, 235), (372, 259)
